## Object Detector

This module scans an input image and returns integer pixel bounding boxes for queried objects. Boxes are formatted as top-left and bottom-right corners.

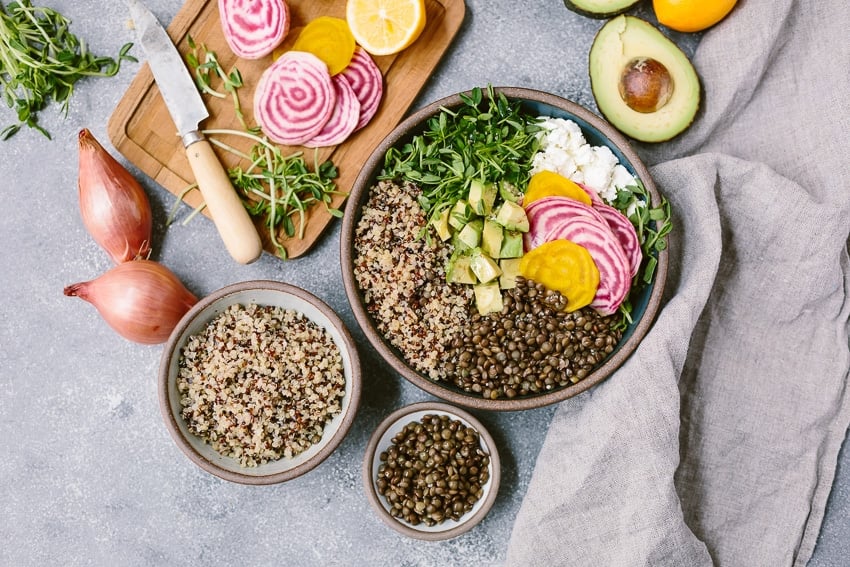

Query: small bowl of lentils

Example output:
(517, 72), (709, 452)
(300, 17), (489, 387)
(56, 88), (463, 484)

(158, 280), (361, 485)
(341, 86), (669, 411)
(363, 401), (500, 540)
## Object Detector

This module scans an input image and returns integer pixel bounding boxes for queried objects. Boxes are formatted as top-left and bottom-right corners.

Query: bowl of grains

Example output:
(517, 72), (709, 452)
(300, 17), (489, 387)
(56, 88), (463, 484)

(341, 86), (670, 411)
(158, 280), (361, 484)
(363, 401), (500, 540)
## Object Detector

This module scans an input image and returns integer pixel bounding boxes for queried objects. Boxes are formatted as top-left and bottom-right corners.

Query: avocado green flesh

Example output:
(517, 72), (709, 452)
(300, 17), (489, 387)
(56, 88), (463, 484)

(564, 0), (640, 19)
(589, 15), (701, 143)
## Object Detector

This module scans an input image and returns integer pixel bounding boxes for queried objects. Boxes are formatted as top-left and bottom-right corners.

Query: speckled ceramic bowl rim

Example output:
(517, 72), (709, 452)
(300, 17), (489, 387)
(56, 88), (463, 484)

(158, 280), (362, 485)
(362, 401), (501, 540)
(341, 86), (668, 411)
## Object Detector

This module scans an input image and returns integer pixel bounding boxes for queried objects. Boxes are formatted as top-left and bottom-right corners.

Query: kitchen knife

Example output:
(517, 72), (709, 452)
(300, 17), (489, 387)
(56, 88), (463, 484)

(127, 0), (262, 264)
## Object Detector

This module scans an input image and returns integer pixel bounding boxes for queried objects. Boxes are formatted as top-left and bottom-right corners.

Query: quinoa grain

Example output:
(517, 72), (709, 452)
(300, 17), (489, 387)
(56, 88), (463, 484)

(177, 303), (346, 467)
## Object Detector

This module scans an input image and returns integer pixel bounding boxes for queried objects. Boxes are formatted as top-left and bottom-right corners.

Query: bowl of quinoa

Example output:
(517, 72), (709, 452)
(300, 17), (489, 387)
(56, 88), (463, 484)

(158, 280), (361, 484)
(341, 86), (669, 411)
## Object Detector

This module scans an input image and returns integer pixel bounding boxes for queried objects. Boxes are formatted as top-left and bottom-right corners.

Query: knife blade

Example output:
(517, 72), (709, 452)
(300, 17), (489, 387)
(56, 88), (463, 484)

(127, 0), (262, 264)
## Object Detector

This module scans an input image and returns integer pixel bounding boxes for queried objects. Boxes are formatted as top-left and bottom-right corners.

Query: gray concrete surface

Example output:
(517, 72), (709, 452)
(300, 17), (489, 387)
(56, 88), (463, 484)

(1, 1), (847, 566)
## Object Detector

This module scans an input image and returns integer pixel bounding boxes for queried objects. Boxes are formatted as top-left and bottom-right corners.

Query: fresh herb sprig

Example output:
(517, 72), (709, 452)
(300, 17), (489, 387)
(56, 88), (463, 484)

(612, 179), (672, 328)
(207, 130), (341, 259)
(0, 0), (135, 139)
(185, 36), (249, 130)
(381, 85), (542, 223)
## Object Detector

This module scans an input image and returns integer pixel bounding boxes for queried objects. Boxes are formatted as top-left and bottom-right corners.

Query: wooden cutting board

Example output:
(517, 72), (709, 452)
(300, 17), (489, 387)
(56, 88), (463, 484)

(108, 0), (465, 259)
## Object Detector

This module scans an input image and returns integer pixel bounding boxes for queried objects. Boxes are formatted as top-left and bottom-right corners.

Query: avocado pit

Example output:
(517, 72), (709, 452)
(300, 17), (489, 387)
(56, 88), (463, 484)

(618, 57), (673, 114)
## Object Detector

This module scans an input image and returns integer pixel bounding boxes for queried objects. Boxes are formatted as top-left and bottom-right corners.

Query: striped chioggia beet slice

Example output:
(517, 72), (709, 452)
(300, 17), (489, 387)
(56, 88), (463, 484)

(218, 0), (290, 60)
(338, 47), (384, 131)
(544, 217), (632, 316)
(524, 195), (609, 251)
(253, 51), (335, 145)
(304, 74), (361, 148)
(594, 201), (642, 278)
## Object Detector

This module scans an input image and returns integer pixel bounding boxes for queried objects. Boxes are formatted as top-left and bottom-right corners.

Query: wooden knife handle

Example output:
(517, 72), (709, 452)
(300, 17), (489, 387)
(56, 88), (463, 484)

(185, 139), (263, 264)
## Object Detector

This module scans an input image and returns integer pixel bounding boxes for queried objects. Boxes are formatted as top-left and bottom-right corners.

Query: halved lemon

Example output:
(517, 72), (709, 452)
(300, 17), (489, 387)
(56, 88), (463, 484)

(346, 0), (427, 56)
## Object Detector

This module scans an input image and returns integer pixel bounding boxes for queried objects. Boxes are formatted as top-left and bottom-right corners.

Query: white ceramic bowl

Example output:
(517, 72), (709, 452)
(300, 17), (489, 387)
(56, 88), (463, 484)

(159, 280), (361, 485)
(363, 401), (501, 540)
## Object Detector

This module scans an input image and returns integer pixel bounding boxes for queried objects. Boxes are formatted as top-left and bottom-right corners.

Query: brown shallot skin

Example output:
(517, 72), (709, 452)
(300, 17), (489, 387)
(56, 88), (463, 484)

(77, 128), (152, 264)
(63, 259), (197, 345)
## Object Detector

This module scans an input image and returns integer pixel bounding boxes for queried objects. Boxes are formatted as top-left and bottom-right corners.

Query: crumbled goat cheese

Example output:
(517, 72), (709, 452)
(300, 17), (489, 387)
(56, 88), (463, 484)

(531, 116), (638, 203)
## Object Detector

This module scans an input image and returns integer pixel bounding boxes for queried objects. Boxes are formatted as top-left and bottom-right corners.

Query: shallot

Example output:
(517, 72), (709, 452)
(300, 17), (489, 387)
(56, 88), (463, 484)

(219, 0), (290, 60)
(77, 128), (152, 264)
(253, 51), (335, 145)
(64, 260), (197, 345)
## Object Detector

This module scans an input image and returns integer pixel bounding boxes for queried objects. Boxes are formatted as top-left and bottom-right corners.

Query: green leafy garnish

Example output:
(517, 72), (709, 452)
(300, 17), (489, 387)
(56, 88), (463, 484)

(0, 1), (135, 139)
(186, 36), (250, 130)
(611, 179), (673, 328)
(381, 85), (542, 225)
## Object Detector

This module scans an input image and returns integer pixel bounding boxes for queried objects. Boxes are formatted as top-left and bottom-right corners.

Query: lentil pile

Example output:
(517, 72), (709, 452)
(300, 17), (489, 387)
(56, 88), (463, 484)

(376, 414), (490, 526)
(177, 303), (346, 467)
(353, 180), (472, 380)
(445, 277), (622, 399)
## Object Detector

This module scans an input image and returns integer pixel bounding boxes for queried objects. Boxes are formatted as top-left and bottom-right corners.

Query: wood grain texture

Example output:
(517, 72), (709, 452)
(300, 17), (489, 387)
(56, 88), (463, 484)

(108, 0), (465, 259)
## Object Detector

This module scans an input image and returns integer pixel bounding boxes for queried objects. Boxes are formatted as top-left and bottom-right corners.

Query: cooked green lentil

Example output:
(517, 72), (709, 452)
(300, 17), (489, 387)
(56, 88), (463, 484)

(376, 414), (490, 526)
(177, 303), (345, 467)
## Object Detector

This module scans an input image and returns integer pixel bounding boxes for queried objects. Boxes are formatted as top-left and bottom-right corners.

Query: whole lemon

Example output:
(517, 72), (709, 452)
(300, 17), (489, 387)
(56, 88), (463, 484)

(653, 0), (738, 32)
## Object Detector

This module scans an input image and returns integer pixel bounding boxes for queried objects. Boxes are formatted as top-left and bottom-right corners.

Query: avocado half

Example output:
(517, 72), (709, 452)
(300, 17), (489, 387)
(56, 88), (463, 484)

(564, 0), (640, 19)
(589, 15), (701, 143)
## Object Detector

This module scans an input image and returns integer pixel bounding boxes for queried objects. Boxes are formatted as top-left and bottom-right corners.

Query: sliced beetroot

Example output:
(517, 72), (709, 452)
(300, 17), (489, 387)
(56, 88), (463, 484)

(545, 218), (631, 316)
(578, 182), (604, 205)
(253, 51), (335, 145)
(304, 74), (361, 148)
(524, 195), (609, 251)
(594, 201), (642, 278)
(219, 0), (290, 60)
(339, 47), (384, 131)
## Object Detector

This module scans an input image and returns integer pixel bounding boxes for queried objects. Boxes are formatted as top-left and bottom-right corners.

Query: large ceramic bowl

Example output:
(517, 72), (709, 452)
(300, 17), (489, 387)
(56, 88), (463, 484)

(159, 280), (361, 484)
(340, 87), (668, 411)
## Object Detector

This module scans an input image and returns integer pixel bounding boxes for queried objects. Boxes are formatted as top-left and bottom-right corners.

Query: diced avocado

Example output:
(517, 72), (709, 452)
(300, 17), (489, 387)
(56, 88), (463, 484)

(498, 180), (523, 203)
(446, 253), (477, 285)
(481, 219), (504, 258)
(499, 230), (524, 258)
(468, 179), (498, 216)
(473, 282), (504, 315)
(448, 200), (473, 231)
(469, 248), (502, 284)
(499, 258), (522, 289)
(494, 200), (529, 232)
(457, 218), (483, 250)
(431, 208), (452, 242)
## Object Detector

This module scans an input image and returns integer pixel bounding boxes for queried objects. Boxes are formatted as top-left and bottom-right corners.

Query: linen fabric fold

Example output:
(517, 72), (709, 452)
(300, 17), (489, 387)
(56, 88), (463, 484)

(506, 1), (850, 565)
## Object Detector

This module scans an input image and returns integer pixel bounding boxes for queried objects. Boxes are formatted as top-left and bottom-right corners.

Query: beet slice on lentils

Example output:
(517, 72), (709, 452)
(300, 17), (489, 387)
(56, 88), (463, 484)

(338, 47), (384, 131)
(304, 74), (362, 148)
(218, 0), (290, 60)
(253, 51), (336, 145)
(544, 217), (631, 316)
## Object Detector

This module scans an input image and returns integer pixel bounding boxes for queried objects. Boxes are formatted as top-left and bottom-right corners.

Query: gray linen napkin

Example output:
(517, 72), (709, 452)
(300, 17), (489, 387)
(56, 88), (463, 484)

(506, 1), (850, 565)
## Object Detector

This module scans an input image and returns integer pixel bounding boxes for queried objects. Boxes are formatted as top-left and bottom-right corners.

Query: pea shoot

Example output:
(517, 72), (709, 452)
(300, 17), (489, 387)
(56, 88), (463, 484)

(381, 85), (542, 224)
(0, 0), (136, 139)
